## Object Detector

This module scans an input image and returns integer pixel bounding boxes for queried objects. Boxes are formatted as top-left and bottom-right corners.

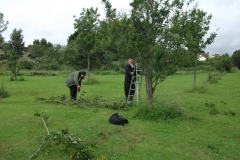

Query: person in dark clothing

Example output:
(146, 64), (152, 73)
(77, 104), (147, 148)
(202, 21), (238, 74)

(66, 71), (86, 100)
(124, 58), (140, 102)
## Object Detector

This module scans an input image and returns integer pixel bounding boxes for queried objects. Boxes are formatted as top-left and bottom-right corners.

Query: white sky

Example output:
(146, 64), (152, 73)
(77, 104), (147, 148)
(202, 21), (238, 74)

(1, 0), (240, 56)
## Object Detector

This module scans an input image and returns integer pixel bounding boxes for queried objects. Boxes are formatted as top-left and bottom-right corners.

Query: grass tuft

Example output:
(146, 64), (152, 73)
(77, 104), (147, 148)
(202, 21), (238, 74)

(83, 76), (100, 85)
(0, 83), (10, 98)
(186, 85), (208, 94)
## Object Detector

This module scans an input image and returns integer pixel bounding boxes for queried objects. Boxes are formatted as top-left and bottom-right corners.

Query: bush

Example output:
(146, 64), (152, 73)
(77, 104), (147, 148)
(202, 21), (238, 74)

(18, 57), (35, 70)
(0, 84), (10, 98)
(231, 49), (240, 69)
(48, 61), (61, 70)
(134, 101), (185, 121)
(205, 71), (222, 84)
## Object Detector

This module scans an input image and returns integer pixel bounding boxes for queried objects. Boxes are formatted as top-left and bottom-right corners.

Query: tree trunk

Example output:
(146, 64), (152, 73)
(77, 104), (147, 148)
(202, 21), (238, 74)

(87, 52), (90, 79)
(145, 76), (153, 105)
(14, 72), (17, 80)
(193, 59), (197, 89)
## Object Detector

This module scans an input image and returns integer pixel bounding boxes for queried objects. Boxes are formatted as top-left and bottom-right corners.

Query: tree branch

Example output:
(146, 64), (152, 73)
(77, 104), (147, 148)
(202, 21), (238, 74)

(29, 115), (50, 159)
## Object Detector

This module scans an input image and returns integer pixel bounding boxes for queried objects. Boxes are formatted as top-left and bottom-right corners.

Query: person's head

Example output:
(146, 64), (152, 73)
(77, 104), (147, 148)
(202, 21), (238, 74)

(128, 58), (134, 65)
(79, 71), (86, 79)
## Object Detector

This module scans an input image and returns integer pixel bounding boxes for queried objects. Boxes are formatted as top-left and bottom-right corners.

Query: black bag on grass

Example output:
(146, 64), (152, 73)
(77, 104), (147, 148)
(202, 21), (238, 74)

(109, 113), (129, 126)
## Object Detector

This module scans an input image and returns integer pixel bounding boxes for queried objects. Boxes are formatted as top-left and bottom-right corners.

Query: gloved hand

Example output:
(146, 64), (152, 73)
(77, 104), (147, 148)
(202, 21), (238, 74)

(77, 85), (81, 92)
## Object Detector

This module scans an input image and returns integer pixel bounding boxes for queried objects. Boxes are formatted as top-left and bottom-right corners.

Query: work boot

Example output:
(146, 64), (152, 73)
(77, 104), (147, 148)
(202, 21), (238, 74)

(129, 95), (133, 102)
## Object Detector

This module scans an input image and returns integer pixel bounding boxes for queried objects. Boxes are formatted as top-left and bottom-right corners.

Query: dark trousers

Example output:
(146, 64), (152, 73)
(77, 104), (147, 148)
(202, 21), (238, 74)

(69, 85), (77, 100)
(124, 82), (135, 102)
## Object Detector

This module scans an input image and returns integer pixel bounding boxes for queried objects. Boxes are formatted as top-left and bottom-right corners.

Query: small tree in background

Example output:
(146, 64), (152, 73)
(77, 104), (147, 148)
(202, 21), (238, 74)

(74, 7), (100, 79)
(3, 28), (24, 80)
(177, 3), (218, 89)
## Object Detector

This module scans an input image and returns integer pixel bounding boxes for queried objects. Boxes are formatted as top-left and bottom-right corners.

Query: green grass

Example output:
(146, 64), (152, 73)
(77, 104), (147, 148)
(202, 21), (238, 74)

(0, 70), (240, 160)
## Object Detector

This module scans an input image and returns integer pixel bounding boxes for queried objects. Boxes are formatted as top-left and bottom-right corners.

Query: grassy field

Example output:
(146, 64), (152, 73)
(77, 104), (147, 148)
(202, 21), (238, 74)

(0, 70), (240, 160)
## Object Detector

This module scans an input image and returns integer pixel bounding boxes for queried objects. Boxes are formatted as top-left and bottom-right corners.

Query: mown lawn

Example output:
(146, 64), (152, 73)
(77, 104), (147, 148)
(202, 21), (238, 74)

(0, 70), (240, 160)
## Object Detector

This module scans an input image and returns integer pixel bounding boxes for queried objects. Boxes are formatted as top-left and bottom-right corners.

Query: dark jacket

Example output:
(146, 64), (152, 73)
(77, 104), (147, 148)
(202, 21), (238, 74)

(124, 64), (138, 83)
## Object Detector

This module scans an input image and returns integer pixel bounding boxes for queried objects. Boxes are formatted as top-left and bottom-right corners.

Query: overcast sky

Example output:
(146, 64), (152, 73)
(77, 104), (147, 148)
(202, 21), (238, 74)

(1, 0), (239, 56)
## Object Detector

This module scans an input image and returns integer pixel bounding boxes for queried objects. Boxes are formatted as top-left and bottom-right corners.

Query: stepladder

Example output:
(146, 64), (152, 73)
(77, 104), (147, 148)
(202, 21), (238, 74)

(127, 63), (142, 104)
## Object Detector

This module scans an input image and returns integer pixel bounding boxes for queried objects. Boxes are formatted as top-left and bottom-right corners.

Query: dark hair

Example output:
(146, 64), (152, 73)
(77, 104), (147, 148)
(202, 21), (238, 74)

(79, 71), (86, 76)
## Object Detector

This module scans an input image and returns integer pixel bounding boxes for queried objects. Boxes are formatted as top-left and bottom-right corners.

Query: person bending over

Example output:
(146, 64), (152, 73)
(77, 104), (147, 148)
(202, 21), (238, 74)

(66, 71), (86, 100)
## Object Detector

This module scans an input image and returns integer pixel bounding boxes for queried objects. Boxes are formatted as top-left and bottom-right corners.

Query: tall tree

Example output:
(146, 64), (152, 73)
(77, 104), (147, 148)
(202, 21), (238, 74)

(97, 0), (126, 64)
(4, 29), (24, 80)
(177, 3), (217, 89)
(119, 0), (187, 105)
(74, 7), (100, 78)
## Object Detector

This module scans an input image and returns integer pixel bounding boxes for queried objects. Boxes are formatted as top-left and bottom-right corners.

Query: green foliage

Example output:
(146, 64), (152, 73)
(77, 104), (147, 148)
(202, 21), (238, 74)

(228, 67), (238, 73)
(18, 57), (35, 70)
(0, 83), (10, 98)
(206, 71), (223, 83)
(174, 2), (217, 90)
(0, 12), (8, 33)
(231, 49), (240, 69)
(103, 100), (133, 110)
(17, 76), (25, 81)
(134, 101), (185, 121)
(3, 28), (24, 80)
(74, 7), (100, 76)
(0, 60), (8, 74)
(34, 112), (49, 122)
(32, 113), (95, 159)
(47, 61), (61, 70)
(27, 39), (64, 70)
(28, 38), (53, 59)
(215, 54), (232, 72)
(33, 56), (60, 70)
(44, 129), (95, 160)
(205, 101), (235, 116)
(37, 94), (132, 111)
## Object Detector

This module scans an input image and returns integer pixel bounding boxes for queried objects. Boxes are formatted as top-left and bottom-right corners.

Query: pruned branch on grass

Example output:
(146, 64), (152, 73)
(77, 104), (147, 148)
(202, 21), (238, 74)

(30, 112), (50, 160)
(30, 112), (95, 159)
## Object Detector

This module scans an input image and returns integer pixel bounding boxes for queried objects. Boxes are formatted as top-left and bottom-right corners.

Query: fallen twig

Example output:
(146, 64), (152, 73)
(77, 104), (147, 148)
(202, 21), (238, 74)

(29, 115), (50, 159)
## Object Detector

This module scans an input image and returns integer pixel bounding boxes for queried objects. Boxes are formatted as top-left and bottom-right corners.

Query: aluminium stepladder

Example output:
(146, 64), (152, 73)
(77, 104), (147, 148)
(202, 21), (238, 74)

(127, 63), (142, 104)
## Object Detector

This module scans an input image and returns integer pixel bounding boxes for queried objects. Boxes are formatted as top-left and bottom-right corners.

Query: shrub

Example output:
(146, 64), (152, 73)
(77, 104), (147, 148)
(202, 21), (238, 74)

(231, 49), (240, 69)
(206, 72), (219, 83)
(18, 57), (35, 70)
(48, 61), (61, 70)
(0, 84), (10, 98)
(134, 101), (185, 121)
(103, 100), (133, 110)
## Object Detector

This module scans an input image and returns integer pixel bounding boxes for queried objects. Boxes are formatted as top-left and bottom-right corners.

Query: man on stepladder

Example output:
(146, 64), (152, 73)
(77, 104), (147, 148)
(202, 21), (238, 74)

(124, 58), (141, 103)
